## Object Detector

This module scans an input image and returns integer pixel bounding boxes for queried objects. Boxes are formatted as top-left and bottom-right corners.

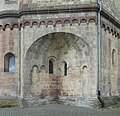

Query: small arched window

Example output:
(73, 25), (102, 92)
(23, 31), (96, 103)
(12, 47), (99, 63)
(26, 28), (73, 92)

(49, 60), (53, 74)
(4, 53), (15, 72)
(49, 57), (57, 75)
(112, 49), (116, 65)
(64, 62), (67, 76)
(61, 61), (67, 76)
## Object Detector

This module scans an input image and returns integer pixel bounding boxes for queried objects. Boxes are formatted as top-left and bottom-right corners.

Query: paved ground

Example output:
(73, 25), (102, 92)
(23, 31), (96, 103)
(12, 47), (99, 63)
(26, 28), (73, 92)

(0, 104), (120, 116)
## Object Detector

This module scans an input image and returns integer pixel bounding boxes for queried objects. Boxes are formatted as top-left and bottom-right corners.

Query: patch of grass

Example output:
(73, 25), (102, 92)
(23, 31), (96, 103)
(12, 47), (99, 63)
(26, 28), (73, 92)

(0, 104), (18, 108)
(0, 99), (24, 108)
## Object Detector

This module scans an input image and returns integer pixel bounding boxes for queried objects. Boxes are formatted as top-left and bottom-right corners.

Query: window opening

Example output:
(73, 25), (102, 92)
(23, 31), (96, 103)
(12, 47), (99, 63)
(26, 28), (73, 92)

(49, 60), (53, 74)
(64, 62), (67, 76)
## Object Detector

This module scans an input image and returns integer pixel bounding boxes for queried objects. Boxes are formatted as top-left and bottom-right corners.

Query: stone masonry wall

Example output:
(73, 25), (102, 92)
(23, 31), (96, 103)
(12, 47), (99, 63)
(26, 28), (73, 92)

(101, 0), (120, 20)
(20, 12), (98, 106)
(0, 27), (20, 97)
(0, 0), (18, 11)
(101, 18), (119, 97)
(0, 0), (119, 107)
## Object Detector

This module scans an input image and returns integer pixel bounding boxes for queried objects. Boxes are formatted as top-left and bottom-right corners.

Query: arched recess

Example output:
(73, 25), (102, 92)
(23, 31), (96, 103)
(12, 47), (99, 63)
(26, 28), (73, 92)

(24, 32), (92, 97)
(25, 32), (91, 76)
(25, 33), (90, 66)
(31, 65), (39, 73)
(23, 28), (93, 57)
(4, 53), (15, 72)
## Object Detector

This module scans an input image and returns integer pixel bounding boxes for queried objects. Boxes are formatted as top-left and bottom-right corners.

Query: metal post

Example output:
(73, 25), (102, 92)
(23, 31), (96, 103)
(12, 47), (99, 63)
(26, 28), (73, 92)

(97, 0), (102, 97)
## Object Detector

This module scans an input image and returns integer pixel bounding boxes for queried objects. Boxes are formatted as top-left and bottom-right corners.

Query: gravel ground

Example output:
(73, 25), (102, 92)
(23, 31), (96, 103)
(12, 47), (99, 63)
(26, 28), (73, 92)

(0, 104), (120, 116)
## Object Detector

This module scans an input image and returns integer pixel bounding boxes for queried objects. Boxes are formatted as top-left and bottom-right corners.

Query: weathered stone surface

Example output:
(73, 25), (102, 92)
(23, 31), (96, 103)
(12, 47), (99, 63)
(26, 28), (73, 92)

(102, 0), (120, 20)
(0, 0), (119, 108)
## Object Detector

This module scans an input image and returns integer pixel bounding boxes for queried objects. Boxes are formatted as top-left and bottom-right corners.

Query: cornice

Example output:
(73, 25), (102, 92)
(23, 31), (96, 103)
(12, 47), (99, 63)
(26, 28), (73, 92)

(0, 3), (119, 31)
(0, 4), (98, 18)
(101, 8), (120, 29)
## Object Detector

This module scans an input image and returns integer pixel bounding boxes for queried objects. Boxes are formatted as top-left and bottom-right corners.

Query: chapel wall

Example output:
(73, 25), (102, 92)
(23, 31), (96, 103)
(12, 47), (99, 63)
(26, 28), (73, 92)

(0, 27), (20, 97)
(100, 17), (119, 97)
(21, 12), (98, 102)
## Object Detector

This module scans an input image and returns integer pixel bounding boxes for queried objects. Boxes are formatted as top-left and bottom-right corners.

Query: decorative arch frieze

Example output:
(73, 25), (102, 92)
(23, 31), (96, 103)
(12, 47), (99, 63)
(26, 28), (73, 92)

(55, 20), (63, 26)
(47, 20), (55, 26)
(32, 21), (39, 27)
(0, 16), (96, 30)
(0, 16), (119, 39)
(88, 18), (97, 24)
(72, 19), (79, 25)
(24, 21), (31, 27)
(3, 23), (12, 30)
(101, 21), (120, 38)
(12, 23), (19, 29)
(80, 18), (87, 24)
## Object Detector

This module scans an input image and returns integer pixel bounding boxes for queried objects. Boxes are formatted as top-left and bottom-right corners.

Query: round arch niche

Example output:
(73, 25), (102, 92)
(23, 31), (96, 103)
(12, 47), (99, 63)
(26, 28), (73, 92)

(24, 32), (91, 98)
(25, 32), (91, 77)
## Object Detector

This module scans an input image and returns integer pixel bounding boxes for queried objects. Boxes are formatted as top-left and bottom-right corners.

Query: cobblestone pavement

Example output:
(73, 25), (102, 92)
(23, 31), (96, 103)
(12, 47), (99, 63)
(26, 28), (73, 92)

(0, 104), (120, 116)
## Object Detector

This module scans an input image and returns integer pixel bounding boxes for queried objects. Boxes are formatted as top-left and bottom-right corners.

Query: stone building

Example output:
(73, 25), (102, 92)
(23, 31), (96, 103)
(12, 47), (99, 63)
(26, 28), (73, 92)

(0, 0), (120, 107)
